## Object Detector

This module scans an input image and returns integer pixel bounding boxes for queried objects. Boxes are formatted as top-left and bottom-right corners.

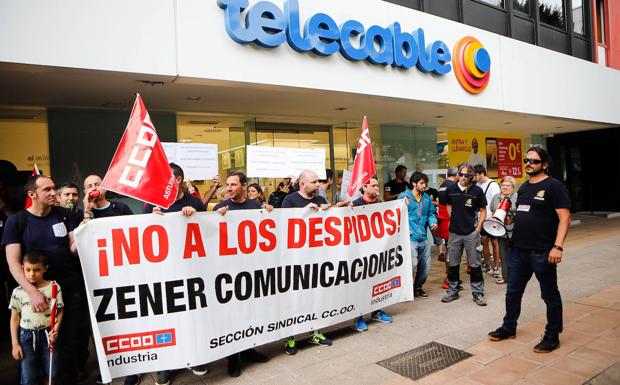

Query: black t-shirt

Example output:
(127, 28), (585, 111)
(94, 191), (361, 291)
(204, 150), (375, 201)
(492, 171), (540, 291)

(384, 179), (409, 197)
(2, 208), (79, 288)
(281, 192), (327, 208)
(438, 179), (456, 205)
(94, 201), (134, 218)
(143, 194), (205, 214)
(352, 197), (379, 207)
(445, 182), (487, 235)
(512, 177), (571, 250)
(213, 198), (262, 211)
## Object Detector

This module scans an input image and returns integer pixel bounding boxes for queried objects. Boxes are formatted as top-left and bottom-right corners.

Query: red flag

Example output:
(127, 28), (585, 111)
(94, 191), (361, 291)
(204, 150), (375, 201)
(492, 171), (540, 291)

(101, 94), (177, 209)
(24, 163), (41, 209)
(347, 116), (376, 197)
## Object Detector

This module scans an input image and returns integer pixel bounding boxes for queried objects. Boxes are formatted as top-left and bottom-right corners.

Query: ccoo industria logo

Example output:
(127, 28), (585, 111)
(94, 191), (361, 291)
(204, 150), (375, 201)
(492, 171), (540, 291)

(103, 329), (176, 354)
(217, 0), (490, 94)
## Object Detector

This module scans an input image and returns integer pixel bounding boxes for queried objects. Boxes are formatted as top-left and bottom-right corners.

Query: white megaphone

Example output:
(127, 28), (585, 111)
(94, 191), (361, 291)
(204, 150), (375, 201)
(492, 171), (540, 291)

(483, 197), (511, 237)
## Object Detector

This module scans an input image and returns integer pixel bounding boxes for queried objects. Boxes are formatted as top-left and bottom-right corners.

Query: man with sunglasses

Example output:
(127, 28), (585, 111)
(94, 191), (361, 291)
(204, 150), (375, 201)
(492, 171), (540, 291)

(489, 146), (570, 353)
(442, 163), (488, 306)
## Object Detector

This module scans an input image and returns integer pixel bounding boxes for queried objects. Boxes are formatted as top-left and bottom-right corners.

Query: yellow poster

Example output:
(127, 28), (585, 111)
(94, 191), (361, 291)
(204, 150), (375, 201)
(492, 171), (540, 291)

(0, 112), (50, 175)
(447, 131), (526, 182)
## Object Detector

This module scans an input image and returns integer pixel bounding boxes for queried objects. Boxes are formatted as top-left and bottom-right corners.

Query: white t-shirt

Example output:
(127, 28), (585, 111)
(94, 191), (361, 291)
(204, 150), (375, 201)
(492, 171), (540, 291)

(477, 179), (501, 214)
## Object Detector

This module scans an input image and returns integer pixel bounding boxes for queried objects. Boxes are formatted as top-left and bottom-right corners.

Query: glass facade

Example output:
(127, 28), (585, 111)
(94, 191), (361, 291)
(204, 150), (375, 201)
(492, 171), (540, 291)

(539, 0), (566, 29)
(572, 0), (585, 34)
(477, 0), (505, 8)
(513, 0), (530, 14)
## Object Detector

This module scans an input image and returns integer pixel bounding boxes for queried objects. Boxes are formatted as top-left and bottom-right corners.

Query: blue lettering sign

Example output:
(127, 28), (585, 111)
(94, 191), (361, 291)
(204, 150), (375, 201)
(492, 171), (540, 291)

(218, 0), (454, 75)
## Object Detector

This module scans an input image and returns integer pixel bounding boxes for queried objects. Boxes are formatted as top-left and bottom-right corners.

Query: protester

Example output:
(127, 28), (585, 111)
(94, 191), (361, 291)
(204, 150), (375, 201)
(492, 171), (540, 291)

(281, 170), (333, 354)
(201, 175), (221, 207)
(79, 175), (136, 385)
(489, 147), (570, 353)
(144, 163), (207, 385)
(82, 175), (133, 219)
(437, 168), (459, 289)
(10, 250), (64, 385)
(489, 176), (518, 284)
(2, 174), (86, 384)
(267, 181), (289, 208)
(352, 177), (393, 331)
(442, 163), (488, 306)
(247, 183), (265, 205)
(318, 168), (334, 201)
(185, 179), (201, 200)
(214, 171), (271, 377)
(398, 172), (438, 299)
(474, 164), (501, 275)
(383, 165), (408, 201)
(58, 182), (80, 210)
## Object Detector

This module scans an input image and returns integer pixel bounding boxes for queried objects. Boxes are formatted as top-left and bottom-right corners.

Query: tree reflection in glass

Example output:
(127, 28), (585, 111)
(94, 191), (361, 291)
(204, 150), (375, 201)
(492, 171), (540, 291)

(539, 0), (565, 29)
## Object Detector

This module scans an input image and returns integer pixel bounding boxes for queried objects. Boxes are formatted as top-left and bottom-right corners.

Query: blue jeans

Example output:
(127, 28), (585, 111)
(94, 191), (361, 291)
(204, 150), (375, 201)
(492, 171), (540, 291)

(19, 327), (57, 385)
(502, 247), (563, 339)
(410, 239), (431, 290)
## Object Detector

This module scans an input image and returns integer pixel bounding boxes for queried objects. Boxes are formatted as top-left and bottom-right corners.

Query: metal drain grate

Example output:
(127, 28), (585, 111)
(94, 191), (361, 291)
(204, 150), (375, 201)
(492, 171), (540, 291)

(377, 341), (472, 380)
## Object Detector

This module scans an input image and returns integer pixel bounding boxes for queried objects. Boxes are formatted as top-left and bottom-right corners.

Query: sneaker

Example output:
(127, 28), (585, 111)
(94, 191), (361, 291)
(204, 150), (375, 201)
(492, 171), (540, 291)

(414, 288), (429, 298)
(354, 317), (368, 332)
(488, 327), (516, 341)
(191, 364), (208, 376)
(371, 310), (393, 323)
(284, 337), (297, 355)
(123, 375), (141, 385)
(241, 348), (269, 363)
(473, 293), (487, 306)
(227, 354), (241, 377)
(492, 268), (501, 278)
(155, 371), (170, 385)
(481, 263), (491, 273)
(309, 331), (332, 346)
(441, 293), (459, 303)
(533, 336), (560, 353)
(442, 279), (449, 289)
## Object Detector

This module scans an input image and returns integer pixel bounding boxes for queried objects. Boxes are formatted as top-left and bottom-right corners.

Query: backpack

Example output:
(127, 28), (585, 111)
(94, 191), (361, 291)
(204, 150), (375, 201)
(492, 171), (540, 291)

(268, 191), (287, 208)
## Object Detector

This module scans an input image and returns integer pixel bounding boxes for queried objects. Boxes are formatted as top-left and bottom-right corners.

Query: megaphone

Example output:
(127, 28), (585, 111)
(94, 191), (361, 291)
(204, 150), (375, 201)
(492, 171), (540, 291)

(483, 197), (511, 237)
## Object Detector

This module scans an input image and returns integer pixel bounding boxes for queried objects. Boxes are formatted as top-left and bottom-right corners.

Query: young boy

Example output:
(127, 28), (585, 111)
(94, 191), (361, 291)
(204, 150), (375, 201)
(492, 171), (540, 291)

(9, 250), (64, 385)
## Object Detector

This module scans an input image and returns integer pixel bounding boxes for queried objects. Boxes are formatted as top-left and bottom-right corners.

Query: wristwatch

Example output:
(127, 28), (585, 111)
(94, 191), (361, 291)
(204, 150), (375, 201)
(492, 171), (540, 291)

(552, 244), (564, 251)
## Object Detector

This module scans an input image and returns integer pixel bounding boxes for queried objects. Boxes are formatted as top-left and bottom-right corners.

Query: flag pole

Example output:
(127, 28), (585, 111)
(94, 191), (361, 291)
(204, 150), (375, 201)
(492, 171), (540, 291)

(48, 281), (58, 385)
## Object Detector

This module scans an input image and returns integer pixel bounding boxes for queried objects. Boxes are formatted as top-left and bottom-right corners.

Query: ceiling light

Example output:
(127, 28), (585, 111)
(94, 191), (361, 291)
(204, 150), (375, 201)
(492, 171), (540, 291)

(335, 107), (347, 111)
(186, 96), (201, 101)
(188, 120), (220, 125)
(434, 115), (444, 118)
(504, 122), (512, 124)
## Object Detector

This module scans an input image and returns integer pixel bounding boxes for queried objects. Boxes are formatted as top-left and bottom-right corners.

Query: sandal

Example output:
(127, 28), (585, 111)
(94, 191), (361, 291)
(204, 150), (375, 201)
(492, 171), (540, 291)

(496, 278), (506, 284)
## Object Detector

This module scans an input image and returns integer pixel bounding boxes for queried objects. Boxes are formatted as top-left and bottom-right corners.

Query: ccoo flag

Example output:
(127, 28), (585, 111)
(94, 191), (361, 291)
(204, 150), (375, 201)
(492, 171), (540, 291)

(101, 94), (177, 209)
(347, 116), (376, 197)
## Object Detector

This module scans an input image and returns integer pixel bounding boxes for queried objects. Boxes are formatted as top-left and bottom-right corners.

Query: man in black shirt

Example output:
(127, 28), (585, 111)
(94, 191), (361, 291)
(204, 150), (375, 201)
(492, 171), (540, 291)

(143, 163), (207, 385)
(143, 163), (205, 215)
(383, 165), (409, 201)
(82, 174), (134, 220)
(489, 147), (570, 353)
(280, 170), (332, 354)
(213, 171), (271, 377)
(442, 163), (488, 306)
(351, 177), (394, 330)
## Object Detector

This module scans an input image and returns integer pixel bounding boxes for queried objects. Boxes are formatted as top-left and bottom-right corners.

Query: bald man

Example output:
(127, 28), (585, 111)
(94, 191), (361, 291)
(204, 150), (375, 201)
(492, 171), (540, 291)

(281, 170), (331, 210)
(82, 174), (133, 220)
(280, 170), (332, 355)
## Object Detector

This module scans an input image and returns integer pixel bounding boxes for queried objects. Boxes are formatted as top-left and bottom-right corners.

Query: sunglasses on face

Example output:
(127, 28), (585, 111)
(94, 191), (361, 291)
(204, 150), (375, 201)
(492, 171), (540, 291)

(458, 172), (474, 178)
(523, 158), (542, 165)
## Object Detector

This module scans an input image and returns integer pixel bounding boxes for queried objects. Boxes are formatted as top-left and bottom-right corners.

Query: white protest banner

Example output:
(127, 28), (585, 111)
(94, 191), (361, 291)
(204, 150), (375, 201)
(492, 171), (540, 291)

(162, 142), (218, 180)
(246, 145), (326, 179)
(74, 201), (412, 382)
